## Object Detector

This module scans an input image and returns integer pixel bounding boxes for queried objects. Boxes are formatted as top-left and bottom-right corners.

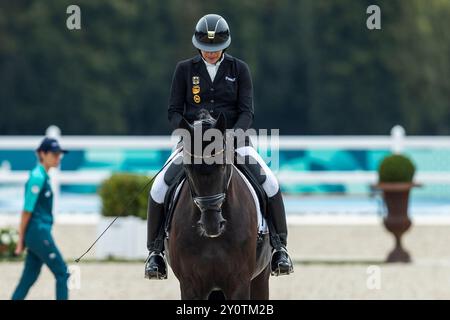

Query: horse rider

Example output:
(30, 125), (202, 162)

(145, 14), (293, 279)
(12, 137), (70, 300)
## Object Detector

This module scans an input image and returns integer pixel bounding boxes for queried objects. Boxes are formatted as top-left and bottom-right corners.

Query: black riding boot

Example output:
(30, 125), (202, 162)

(144, 196), (167, 280)
(267, 190), (294, 276)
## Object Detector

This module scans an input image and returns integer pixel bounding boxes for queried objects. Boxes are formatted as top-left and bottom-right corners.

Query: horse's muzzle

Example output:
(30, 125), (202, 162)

(193, 193), (227, 237)
(197, 212), (227, 238)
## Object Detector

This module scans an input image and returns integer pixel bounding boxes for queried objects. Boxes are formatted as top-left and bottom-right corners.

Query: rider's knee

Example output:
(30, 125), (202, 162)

(150, 150), (183, 205)
(236, 145), (280, 197)
(263, 170), (279, 197)
(150, 173), (168, 204)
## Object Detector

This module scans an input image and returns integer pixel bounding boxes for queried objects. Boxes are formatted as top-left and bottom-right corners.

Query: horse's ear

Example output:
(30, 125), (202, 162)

(179, 117), (193, 133)
(215, 113), (227, 134)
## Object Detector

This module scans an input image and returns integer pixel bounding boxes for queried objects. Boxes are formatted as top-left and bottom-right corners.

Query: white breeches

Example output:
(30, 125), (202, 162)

(235, 146), (280, 198)
(149, 145), (279, 204)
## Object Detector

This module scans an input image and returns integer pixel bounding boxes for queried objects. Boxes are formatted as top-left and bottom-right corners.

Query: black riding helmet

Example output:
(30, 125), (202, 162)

(192, 14), (231, 52)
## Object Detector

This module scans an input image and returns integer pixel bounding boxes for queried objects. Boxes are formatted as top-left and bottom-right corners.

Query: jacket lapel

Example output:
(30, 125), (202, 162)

(192, 56), (212, 86)
(213, 62), (226, 85)
(213, 54), (231, 85)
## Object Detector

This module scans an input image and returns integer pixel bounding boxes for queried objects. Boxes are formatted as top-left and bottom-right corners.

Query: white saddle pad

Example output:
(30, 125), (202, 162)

(233, 165), (268, 234)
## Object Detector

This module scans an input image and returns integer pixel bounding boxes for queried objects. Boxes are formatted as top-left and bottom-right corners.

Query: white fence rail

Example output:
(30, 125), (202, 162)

(1, 125), (450, 213)
(3, 125), (450, 150)
(2, 170), (450, 185)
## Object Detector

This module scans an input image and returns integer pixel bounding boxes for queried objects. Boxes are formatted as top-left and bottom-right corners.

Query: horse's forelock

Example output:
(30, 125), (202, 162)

(194, 109), (216, 130)
(196, 109), (214, 121)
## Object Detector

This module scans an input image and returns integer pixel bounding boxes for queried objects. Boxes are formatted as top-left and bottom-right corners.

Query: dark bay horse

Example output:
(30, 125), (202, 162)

(165, 111), (271, 300)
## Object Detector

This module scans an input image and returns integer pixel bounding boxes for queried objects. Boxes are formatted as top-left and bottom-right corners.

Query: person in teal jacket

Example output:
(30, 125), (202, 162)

(12, 137), (70, 300)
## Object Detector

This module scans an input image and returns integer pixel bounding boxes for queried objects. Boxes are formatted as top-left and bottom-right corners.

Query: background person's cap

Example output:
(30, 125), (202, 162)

(36, 137), (68, 154)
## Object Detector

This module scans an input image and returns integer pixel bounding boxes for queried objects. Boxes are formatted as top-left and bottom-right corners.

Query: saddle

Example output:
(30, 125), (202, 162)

(163, 161), (185, 234)
(162, 154), (269, 235)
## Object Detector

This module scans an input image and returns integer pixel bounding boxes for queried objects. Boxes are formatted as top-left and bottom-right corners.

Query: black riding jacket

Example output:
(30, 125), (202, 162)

(168, 53), (254, 131)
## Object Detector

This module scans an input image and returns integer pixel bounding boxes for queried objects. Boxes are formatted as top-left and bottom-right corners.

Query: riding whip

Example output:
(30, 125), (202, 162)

(75, 149), (181, 262)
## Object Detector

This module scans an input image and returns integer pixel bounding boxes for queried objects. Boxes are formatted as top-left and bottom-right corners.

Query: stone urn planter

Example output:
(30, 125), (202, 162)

(374, 154), (418, 263)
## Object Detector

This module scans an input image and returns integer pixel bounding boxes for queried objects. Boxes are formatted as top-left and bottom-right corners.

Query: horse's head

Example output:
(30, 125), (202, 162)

(179, 109), (232, 238)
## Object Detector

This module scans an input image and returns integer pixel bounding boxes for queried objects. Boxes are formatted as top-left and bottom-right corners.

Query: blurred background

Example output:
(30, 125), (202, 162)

(1, 0), (450, 135)
(1, 0), (450, 299)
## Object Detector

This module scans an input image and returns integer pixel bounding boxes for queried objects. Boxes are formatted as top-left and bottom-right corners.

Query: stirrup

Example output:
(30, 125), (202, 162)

(270, 247), (294, 276)
(144, 251), (168, 280)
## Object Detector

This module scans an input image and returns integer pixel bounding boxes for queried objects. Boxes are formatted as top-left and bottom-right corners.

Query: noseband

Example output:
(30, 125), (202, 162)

(190, 164), (233, 213)
(193, 193), (226, 213)
(184, 143), (233, 213)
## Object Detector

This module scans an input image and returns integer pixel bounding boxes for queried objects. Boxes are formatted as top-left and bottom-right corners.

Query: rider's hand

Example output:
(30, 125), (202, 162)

(14, 241), (24, 256)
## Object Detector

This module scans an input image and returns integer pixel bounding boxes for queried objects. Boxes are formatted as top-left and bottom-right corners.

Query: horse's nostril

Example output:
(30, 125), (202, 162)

(219, 220), (226, 229)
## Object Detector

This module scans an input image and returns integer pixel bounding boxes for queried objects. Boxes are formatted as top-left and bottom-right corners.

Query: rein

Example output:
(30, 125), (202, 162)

(183, 148), (225, 159)
(74, 149), (181, 263)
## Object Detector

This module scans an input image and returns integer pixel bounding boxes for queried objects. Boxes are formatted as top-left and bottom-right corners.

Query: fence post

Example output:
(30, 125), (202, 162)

(390, 125), (405, 154)
(46, 125), (61, 215)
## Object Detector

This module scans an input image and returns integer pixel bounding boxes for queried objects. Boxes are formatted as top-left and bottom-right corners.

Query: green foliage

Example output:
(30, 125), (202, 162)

(378, 154), (416, 183)
(1, 0), (449, 135)
(98, 173), (153, 220)
(0, 228), (19, 259)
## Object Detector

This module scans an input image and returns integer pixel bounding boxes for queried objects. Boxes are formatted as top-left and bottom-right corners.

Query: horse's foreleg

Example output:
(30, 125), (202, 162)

(179, 281), (208, 300)
(250, 265), (270, 300)
(225, 281), (252, 300)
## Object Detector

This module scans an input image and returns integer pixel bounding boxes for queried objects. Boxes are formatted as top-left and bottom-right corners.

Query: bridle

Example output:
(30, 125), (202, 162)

(191, 165), (233, 213)
(183, 148), (225, 159)
(183, 141), (233, 213)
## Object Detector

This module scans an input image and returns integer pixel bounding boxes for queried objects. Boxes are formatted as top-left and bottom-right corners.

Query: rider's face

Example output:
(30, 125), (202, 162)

(201, 50), (223, 64)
